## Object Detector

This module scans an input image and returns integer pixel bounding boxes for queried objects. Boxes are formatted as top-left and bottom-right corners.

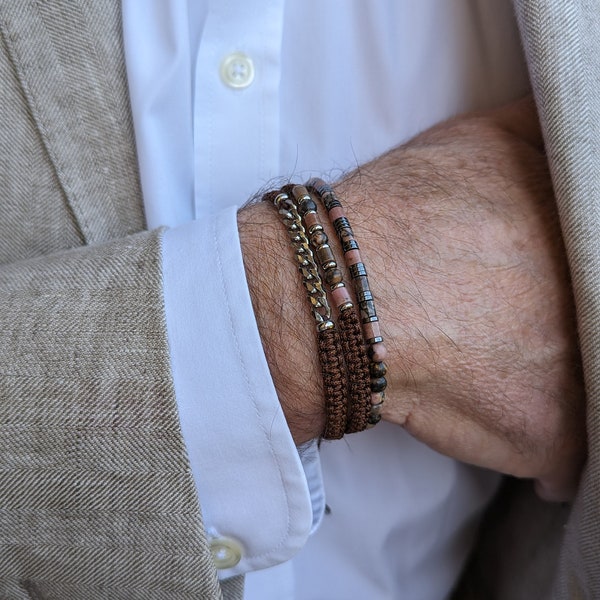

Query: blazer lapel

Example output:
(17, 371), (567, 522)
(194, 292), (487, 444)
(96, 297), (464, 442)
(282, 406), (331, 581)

(0, 0), (145, 244)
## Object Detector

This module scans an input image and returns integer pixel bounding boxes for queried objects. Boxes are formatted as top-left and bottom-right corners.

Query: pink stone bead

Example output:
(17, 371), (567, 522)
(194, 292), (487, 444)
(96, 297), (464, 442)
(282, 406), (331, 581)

(331, 285), (351, 307)
(345, 249), (361, 265)
(329, 206), (344, 221)
(304, 212), (319, 231)
(304, 212), (318, 229)
(370, 342), (388, 362)
(371, 392), (385, 406)
(364, 320), (381, 340)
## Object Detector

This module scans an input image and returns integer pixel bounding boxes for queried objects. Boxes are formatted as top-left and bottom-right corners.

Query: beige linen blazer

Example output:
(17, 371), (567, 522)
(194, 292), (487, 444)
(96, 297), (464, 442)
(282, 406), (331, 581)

(0, 1), (597, 598)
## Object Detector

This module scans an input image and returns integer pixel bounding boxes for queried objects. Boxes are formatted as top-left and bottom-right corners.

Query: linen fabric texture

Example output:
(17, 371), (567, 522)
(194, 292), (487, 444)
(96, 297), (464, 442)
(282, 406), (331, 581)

(0, 0), (598, 599)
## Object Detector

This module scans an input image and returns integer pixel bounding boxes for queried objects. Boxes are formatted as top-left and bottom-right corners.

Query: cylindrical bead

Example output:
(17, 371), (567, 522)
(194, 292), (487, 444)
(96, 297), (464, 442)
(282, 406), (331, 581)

(334, 215), (351, 232)
(331, 284), (352, 308)
(359, 299), (377, 322)
(363, 320), (381, 341)
(316, 244), (336, 266)
(298, 198), (317, 215)
(323, 194), (341, 211)
(349, 262), (368, 279)
(354, 275), (370, 294)
(303, 212), (319, 230)
(345, 249), (361, 266)
(328, 206), (344, 221)
(292, 185), (310, 201)
(357, 290), (374, 303)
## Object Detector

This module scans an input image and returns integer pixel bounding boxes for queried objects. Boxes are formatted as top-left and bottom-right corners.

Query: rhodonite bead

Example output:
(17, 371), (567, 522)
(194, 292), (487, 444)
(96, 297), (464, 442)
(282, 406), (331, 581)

(368, 342), (388, 362)
(331, 284), (352, 308)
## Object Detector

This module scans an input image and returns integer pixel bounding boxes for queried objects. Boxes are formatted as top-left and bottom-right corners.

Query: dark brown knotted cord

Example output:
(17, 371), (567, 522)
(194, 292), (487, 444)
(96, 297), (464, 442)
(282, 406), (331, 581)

(290, 184), (371, 434)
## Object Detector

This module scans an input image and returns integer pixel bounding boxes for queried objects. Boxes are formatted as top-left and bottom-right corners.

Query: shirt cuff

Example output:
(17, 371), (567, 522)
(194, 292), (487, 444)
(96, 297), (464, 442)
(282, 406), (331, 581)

(161, 206), (321, 577)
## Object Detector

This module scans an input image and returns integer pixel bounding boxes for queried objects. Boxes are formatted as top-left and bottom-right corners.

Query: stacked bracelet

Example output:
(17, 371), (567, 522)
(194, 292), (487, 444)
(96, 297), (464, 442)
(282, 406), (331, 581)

(289, 185), (372, 433)
(307, 178), (387, 427)
(265, 178), (388, 438)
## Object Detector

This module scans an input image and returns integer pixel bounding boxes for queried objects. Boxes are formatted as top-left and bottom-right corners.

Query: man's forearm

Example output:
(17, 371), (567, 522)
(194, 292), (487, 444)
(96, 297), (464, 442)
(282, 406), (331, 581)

(239, 97), (585, 499)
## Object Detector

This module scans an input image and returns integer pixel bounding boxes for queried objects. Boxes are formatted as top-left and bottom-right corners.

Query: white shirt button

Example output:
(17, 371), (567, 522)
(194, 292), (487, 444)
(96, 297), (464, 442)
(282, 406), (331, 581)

(209, 536), (243, 569)
(220, 52), (255, 89)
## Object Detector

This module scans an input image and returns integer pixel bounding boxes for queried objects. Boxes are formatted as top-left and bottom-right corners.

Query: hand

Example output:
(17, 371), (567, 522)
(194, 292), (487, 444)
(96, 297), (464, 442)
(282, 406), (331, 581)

(338, 97), (585, 501)
(239, 97), (586, 501)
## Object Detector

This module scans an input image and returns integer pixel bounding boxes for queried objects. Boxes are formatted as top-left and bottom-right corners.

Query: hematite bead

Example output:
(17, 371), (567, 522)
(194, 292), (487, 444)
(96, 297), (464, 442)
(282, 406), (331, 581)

(341, 238), (359, 253)
(324, 197), (342, 211)
(370, 377), (387, 393)
(349, 262), (367, 279)
(334, 216), (351, 232)
(370, 361), (387, 378)
(357, 290), (373, 303)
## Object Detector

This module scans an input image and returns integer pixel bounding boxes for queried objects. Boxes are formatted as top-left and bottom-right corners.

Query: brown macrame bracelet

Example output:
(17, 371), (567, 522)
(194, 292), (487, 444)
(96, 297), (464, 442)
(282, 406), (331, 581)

(265, 189), (347, 439)
(289, 184), (371, 433)
(307, 178), (387, 427)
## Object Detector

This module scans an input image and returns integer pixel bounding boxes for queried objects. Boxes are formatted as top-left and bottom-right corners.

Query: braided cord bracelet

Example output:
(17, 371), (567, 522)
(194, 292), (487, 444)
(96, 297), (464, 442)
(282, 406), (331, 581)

(265, 189), (348, 439)
(307, 178), (388, 426)
(290, 185), (372, 433)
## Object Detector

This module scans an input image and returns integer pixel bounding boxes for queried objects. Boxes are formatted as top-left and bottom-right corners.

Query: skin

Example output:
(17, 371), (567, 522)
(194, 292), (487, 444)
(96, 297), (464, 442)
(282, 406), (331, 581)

(238, 97), (586, 502)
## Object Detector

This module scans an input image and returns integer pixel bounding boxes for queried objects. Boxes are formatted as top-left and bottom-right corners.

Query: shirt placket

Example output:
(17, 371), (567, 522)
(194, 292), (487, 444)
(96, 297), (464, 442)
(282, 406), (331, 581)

(193, 0), (285, 217)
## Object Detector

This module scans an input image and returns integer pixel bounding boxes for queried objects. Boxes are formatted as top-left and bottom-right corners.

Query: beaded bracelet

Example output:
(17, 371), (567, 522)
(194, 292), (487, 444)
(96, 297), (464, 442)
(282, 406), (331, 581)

(307, 178), (387, 427)
(289, 185), (372, 433)
(265, 189), (348, 439)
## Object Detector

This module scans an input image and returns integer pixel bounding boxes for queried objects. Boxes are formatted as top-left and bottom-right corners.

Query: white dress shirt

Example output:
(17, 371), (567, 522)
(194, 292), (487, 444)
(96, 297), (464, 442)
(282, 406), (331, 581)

(122, 1), (530, 597)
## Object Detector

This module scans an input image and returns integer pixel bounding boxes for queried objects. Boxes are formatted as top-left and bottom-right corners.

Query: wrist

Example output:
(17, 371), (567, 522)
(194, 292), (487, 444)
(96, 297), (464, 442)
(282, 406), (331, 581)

(238, 200), (325, 443)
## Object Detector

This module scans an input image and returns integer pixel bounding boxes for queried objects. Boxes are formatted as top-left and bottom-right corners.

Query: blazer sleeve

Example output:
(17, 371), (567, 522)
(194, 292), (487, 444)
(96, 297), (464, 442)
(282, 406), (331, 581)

(0, 2), (251, 597)
(0, 230), (231, 599)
